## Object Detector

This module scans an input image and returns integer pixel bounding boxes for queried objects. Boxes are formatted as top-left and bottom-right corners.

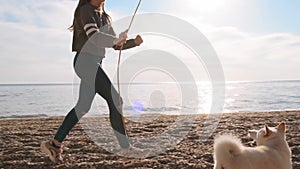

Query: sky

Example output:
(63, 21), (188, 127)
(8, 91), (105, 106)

(0, 0), (299, 83)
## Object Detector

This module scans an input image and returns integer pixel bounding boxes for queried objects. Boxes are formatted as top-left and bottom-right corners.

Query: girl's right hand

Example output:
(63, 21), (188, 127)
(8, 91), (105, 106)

(119, 29), (128, 40)
(114, 29), (128, 46)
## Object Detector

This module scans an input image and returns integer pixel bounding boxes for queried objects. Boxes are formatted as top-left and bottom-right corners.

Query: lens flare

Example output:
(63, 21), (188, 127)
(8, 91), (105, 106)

(131, 100), (145, 116)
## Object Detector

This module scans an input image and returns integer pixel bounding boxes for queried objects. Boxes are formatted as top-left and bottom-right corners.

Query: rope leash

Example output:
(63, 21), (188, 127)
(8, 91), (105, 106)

(117, 0), (142, 102)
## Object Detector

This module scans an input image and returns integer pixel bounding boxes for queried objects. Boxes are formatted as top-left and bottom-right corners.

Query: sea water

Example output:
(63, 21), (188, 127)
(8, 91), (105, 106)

(0, 80), (299, 119)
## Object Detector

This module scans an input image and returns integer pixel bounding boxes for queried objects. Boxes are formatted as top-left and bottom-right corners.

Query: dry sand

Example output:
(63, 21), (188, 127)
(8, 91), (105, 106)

(0, 111), (299, 169)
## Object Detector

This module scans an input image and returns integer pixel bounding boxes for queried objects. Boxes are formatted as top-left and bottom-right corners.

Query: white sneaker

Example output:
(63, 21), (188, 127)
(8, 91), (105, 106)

(40, 140), (63, 163)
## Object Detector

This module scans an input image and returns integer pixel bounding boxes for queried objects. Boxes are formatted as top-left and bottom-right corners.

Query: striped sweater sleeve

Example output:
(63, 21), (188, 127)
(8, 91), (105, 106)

(80, 5), (117, 48)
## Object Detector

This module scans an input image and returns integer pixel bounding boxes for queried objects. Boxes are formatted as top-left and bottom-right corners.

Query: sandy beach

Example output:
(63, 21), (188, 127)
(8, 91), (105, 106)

(1, 111), (299, 169)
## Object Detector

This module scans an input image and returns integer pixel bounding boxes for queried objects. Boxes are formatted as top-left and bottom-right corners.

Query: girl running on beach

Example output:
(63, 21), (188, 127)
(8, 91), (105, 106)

(41, 0), (143, 163)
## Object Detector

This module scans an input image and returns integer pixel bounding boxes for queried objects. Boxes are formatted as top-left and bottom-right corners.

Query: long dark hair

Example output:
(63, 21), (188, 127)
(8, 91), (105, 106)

(69, 0), (112, 31)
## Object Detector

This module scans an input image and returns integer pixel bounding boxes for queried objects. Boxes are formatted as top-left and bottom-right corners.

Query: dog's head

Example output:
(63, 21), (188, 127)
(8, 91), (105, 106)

(248, 122), (286, 146)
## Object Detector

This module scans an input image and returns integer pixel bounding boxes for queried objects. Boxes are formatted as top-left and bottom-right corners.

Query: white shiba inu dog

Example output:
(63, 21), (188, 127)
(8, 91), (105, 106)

(213, 122), (292, 169)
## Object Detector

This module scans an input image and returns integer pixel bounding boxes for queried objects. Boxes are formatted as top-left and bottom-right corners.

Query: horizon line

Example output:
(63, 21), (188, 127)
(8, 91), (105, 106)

(0, 79), (300, 86)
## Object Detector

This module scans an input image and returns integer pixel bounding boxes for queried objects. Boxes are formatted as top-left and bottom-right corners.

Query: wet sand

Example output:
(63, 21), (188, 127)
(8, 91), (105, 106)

(1, 111), (299, 169)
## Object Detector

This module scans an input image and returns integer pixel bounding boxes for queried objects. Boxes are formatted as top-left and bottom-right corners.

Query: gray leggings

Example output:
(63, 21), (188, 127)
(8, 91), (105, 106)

(54, 52), (130, 148)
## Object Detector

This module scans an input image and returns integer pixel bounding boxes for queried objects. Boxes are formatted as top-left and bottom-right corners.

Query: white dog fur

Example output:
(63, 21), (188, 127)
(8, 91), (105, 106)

(213, 123), (292, 169)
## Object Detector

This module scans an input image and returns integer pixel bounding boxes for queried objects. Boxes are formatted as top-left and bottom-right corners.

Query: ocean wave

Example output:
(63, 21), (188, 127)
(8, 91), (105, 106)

(124, 106), (181, 112)
(288, 95), (300, 99)
(144, 107), (181, 112)
(0, 114), (48, 119)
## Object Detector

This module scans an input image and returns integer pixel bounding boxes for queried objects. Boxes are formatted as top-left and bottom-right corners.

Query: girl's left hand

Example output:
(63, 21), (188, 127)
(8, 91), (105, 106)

(134, 35), (143, 46)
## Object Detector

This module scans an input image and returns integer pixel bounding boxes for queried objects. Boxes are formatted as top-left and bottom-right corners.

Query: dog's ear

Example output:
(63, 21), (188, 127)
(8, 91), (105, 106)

(264, 124), (272, 137)
(277, 122), (286, 133)
(248, 130), (257, 140)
